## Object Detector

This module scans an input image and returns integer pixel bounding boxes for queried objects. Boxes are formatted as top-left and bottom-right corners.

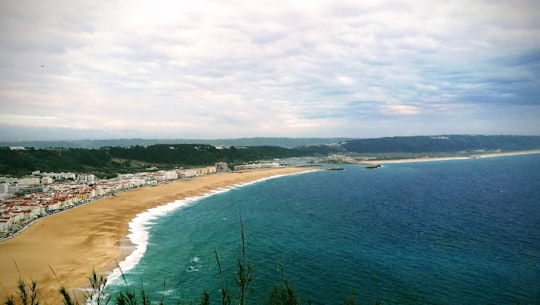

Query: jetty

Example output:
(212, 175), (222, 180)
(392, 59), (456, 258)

(365, 164), (382, 169)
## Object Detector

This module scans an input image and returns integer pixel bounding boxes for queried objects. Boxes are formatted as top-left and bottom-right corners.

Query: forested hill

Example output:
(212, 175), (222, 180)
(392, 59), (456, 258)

(337, 135), (540, 153)
(2, 135), (539, 177)
(0, 144), (312, 178)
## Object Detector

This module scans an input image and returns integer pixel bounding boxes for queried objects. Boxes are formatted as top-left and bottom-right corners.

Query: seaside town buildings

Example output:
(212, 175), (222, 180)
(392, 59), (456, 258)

(233, 162), (281, 171)
(0, 163), (236, 238)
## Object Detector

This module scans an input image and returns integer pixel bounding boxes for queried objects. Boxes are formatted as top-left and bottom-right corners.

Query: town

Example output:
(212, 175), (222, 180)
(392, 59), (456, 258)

(0, 161), (282, 239)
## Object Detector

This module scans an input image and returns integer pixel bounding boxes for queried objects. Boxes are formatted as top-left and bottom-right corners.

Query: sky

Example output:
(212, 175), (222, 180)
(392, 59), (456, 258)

(0, 0), (539, 141)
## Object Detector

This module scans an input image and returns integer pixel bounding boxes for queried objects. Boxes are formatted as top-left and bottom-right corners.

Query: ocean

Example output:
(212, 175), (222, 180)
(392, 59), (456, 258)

(106, 154), (540, 305)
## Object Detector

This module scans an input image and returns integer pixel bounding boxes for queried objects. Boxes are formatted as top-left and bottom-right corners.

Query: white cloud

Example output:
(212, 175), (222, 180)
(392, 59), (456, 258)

(337, 76), (355, 86)
(380, 104), (421, 115)
(0, 0), (539, 140)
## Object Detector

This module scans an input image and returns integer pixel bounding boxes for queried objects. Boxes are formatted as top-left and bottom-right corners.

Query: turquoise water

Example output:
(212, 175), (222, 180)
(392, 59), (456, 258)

(107, 154), (540, 304)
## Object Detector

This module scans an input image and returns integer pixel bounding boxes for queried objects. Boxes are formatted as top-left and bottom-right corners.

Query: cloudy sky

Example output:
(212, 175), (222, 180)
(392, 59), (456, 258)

(0, 0), (539, 141)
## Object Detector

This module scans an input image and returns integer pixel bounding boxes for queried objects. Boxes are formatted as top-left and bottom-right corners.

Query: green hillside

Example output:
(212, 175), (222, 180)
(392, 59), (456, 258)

(0, 144), (313, 178)
(339, 135), (540, 153)
(2, 135), (539, 177)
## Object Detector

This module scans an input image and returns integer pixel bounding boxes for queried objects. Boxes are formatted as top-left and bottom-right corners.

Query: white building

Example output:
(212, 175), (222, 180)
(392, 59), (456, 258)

(0, 218), (12, 233)
(77, 174), (96, 183)
(178, 169), (197, 178)
(41, 177), (54, 184)
(18, 177), (41, 186)
(162, 170), (179, 180)
(0, 182), (8, 194)
(42, 172), (77, 181)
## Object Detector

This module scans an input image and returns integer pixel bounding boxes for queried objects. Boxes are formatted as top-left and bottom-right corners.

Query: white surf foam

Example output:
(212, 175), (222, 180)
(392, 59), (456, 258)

(106, 170), (315, 286)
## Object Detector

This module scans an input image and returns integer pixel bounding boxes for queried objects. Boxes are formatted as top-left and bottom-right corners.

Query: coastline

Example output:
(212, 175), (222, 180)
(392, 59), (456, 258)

(106, 169), (314, 286)
(0, 167), (316, 305)
(359, 149), (540, 166)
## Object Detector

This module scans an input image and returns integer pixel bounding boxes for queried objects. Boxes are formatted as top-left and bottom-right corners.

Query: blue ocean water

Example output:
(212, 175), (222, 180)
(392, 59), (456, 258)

(107, 154), (540, 305)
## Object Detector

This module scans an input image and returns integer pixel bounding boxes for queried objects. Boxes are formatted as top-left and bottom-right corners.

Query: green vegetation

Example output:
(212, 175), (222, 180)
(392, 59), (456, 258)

(338, 135), (540, 154)
(3, 221), (383, 305)
(0, 145), (314, 178)
(4, 279), (39, 305)
(3, 135), (538, 177)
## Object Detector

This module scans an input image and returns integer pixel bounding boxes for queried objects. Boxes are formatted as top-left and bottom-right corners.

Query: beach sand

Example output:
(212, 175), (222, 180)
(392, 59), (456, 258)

(0, 167), (314, 305)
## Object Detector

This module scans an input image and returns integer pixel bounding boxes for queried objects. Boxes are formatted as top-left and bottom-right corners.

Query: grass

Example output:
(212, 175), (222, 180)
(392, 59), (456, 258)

(4, 219), (383, 305)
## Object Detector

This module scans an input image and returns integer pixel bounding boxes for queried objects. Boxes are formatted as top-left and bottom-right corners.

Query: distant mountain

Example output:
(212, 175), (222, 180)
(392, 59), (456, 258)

(2, 135), (539, 153)
(3, 135), (539, 153)
(0, 137), (350, 149)
(338, 135), (540, 153)
(2, 135), (539, 177)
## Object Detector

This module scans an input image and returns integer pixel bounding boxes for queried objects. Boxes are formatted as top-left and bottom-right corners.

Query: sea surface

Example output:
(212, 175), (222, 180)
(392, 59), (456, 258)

(107, 154), (540, 305)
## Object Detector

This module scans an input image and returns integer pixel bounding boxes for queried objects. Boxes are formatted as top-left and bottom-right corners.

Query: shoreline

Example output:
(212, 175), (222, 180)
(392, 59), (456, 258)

(0, 167), (316, 305)
(107, 170), (313, 286)
(358, 149), (540, 166)
(0, 194), (116, 242)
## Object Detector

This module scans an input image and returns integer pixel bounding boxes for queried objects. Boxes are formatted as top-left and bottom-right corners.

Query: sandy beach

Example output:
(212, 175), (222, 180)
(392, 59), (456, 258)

(359, 149), (540, 165)
(0, 167), (314, 305)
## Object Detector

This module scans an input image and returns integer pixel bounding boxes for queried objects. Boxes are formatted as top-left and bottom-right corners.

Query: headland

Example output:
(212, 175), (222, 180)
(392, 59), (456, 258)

(358, 149), (540, 167)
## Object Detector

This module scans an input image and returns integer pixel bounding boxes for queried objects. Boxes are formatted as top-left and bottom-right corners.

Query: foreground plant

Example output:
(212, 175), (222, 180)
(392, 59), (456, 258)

(86, 270), (110, 305)
(235, 216), (254, 305)
(50, 267), (109, 305)
(267, 261), (304, 305)
(3, 262), (39, 305)
(214, 249), (232, 305)
(4, 220), (383, 305)
(3, 278), (39, 305)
